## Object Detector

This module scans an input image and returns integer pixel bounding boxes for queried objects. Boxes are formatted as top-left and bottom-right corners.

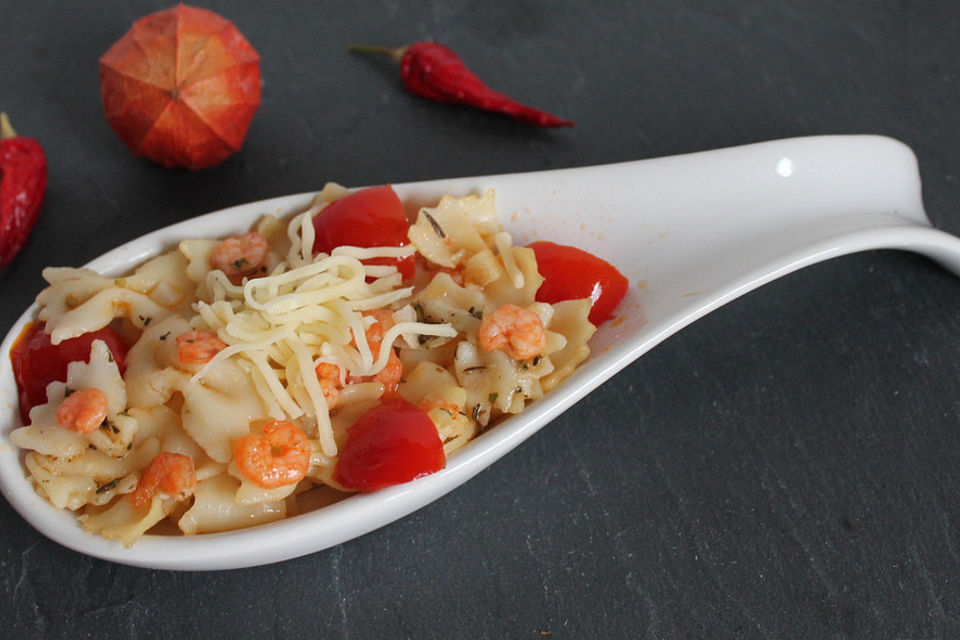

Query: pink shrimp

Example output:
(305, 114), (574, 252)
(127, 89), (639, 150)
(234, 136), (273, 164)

(235, 420), (310, 489)
(374, 349), (404, 396)
(478, 303), (546, 360)
(349, 309), (404, 396)
(131, 452), (196, 508)
(362, 308), (396, 345)
(315, 362), (343, 409)
(56, 388), (109, 434)
(209, 232), (270, 285)
(176, 331), (227, 365)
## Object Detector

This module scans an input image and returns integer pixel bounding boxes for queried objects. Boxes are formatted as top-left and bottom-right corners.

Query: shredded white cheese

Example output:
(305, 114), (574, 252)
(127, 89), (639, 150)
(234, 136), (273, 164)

(190, 246), (455, 457)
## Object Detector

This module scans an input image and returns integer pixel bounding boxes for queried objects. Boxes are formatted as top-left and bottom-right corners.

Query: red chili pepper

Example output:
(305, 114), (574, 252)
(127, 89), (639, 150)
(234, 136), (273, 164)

(349, 42), (574, 127)
(0, 113), (47, 267)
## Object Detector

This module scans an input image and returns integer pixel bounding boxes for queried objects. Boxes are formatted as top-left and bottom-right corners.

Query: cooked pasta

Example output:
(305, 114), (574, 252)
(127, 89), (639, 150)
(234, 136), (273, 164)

(9, 185), (613, 546)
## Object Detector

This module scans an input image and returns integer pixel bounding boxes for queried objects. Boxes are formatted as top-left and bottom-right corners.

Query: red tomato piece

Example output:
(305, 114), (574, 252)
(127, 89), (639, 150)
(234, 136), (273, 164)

(312, 185), (415, 280)
(9, 322), (129, 423)
(334, 399), (445, 492)
(527, 241), (629, 325)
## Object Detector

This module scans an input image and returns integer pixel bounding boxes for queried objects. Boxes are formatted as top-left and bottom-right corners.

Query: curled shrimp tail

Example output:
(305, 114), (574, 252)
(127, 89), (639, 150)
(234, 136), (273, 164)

(235, 420), (310, 489)
(131, 452), (197, 508)
(478, 304), (546, 360)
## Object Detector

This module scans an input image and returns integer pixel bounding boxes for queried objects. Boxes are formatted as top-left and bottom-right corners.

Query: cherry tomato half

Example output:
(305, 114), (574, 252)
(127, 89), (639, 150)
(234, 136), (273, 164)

(527, 241), (629, 325)
(10, 322), (129, 423)
(312, 185), (415, 280)
(334, 399), (445, 492)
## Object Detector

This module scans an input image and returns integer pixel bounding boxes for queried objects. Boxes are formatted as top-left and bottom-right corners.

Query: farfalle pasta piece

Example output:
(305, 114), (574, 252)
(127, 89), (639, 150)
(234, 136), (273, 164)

(477, 246), (544, 308)
(412, 272), (486, 335)
(11, 340), (133, 458)
(122, 250), (194, 311)
(24, 440), (154, 511)
(540, 299), (597, 392)
(80, 486), (170, 547)
(177, 474), (286, 535)
(37, 250), (191, 344)
(123, 316), (193, 408)
(398, 361), (475, 455)
(178, 357), (267, 464)
(133, 405), (226, 482)
(407, 190), (498, 268)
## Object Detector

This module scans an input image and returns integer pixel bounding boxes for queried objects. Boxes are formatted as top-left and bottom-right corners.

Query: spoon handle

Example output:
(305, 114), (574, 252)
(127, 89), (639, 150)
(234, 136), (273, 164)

(498, 135), (960, 358)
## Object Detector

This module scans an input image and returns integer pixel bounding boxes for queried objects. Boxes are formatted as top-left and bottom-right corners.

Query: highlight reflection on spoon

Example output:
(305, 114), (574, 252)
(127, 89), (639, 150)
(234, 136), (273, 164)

(2, 135), (959, 570)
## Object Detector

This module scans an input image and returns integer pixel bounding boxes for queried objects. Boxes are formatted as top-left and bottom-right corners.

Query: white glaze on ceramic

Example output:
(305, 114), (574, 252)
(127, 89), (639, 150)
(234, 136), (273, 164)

(2, 135), (959, 570)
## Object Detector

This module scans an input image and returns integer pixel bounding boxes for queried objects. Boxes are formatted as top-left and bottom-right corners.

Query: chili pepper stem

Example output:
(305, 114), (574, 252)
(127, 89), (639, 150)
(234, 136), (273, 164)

(348, 43), (408, 63)
(0, 112), (17, 140)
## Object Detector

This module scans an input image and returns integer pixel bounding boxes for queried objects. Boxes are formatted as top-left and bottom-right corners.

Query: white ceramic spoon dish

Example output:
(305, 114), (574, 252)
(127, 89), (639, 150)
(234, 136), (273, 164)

(3, 135), (960, 571)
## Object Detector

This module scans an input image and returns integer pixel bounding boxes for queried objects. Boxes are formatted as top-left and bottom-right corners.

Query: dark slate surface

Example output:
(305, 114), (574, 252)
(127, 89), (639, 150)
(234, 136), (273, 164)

(3, 1), (960, 637)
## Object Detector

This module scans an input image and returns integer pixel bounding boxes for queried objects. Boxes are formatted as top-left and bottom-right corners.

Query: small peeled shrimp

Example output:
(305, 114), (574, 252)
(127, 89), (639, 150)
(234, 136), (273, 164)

(57, 388), (109, 434)
(131, 452), (196, 508)
(351, 309), (403, 395)
(315, 362), (343, 409)
(235, 420), (310, 489)
(374, 350), (403, 395)
(478, 303), (546, 360)
(177, 331), (227, 365)
(363, 308), (396, 346)
(209, 232), (270, 285)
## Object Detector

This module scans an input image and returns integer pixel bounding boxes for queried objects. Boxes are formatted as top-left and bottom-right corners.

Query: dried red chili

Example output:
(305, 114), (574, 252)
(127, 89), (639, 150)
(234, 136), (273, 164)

(349, 42), (574, 127)
(0, 113), (47, 267)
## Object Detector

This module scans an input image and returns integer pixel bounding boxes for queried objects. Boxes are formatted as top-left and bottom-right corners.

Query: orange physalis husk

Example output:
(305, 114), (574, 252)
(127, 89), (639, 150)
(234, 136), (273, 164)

(98, 4), (261, 170)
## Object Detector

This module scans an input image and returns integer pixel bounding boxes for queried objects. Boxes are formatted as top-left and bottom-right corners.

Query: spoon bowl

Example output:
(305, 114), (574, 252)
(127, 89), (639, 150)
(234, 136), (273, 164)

(3, 135), (959, 570)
